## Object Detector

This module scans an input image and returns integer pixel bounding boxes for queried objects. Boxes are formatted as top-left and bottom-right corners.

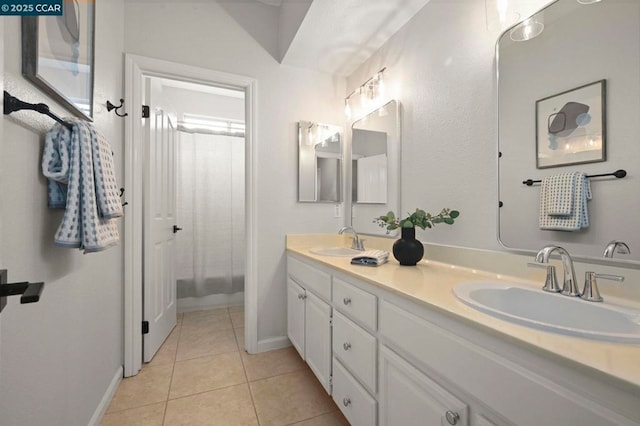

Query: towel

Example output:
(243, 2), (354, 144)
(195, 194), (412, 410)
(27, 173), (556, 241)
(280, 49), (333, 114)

(539, 172), (591, 231)
(351, 249), (390, 267)
(42, 121), (122, 253)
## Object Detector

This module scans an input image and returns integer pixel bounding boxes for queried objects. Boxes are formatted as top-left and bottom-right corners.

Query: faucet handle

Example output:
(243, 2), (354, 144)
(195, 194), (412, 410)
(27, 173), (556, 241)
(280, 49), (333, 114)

(581, 272), (624, 302)
(527, 263), (560, 293)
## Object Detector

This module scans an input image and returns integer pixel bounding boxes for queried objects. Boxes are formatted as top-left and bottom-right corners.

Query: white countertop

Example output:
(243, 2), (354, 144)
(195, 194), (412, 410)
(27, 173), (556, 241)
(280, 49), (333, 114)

(286, 234), (640, 392)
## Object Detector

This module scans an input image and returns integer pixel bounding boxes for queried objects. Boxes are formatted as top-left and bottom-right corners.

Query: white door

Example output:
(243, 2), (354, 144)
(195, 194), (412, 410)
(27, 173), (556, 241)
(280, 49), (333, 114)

(143, 78), (178, 362)
(305, 291), (332, 394)
(287, 278), (305, 358)
(379, 345), (468, 426)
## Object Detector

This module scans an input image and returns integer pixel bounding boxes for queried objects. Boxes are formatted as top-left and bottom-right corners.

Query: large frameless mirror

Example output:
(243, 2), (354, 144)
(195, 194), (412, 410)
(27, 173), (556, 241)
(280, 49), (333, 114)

(298, 121), (343, 203)
(497, 0), (640, 264)
(350, 100), (401, 236)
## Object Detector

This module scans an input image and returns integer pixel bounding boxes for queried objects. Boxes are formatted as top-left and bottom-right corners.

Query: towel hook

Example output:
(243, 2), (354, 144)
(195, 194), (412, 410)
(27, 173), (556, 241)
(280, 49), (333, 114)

(106, 99), (128, 117)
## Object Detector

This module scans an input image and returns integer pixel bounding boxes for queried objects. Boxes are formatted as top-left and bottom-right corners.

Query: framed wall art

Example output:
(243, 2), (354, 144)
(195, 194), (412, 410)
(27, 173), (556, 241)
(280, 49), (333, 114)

(22, 0), (95, 120)
(536, 79), (606, 168)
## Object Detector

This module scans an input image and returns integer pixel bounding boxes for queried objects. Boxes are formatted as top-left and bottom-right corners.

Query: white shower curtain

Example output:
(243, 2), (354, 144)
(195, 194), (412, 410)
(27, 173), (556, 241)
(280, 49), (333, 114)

(175, 131), (245, 298)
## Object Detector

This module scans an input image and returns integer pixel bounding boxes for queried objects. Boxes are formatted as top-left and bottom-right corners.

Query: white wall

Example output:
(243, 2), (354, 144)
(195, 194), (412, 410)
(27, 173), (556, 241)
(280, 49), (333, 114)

(162, 86), (245, 122)
(347, 0), (501, 250)
(124, 1), (345, 345)
(0, 1), (126, 425)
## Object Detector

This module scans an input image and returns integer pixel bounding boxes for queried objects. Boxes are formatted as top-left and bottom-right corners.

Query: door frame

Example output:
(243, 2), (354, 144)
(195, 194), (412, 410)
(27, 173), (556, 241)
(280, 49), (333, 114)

(123, 54), (258, 376)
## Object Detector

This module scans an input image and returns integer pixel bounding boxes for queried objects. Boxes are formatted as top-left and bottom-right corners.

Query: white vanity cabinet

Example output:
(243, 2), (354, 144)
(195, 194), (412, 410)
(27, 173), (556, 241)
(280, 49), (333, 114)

(286, 257), (332, 393)
(379, 345), (468, 426)
(286, 252), (640, 426)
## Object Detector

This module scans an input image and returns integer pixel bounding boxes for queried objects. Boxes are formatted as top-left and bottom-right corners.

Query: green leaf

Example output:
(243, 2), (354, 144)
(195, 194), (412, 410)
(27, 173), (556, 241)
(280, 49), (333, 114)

(450, 210), (460, 219)
(444, 218), (454, 225)
(387, 211), (395, 220)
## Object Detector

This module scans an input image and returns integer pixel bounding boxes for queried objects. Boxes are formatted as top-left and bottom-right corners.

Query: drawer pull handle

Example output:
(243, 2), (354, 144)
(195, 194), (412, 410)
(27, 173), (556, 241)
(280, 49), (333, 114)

(343, 342), (351, 351)
(343, 397), (351, 407)
(445, 411), (460, 425)
(343, 297), (351, 305)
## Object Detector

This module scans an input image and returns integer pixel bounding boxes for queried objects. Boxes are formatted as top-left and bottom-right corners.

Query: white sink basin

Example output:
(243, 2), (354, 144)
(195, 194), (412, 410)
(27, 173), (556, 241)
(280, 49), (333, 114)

(309, 247), (361, 257)
(453, 281), (640, 343)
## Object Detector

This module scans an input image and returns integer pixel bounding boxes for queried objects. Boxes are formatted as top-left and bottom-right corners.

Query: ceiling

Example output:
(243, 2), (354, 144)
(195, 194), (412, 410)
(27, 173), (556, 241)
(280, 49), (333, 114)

(125, 0), (432, 77)
(281, 0), (432, 76)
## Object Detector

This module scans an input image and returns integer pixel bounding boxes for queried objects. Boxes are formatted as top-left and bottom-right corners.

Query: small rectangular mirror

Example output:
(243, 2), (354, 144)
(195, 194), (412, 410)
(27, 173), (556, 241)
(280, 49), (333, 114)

(350, 100), (401, 236)
(298, 121), (343, 203)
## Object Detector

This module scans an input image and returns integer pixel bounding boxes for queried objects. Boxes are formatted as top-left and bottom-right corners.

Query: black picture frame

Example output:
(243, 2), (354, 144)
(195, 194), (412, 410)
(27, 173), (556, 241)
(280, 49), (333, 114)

(535, 79), (606, 169)
(22, 1), (96, 121)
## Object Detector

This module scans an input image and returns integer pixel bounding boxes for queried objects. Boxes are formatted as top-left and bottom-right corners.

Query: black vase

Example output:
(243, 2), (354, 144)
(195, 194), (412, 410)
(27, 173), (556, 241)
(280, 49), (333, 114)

(392, 227), (424, 266)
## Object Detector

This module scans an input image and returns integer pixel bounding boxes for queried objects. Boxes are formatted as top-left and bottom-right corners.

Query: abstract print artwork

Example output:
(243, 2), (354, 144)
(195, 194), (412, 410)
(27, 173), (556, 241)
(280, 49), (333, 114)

(536, 80), (606, 168)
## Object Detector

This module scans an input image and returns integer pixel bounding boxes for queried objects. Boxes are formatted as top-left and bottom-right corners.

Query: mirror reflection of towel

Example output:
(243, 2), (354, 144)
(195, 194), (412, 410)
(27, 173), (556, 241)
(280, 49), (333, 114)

(539, 172), (591, 231)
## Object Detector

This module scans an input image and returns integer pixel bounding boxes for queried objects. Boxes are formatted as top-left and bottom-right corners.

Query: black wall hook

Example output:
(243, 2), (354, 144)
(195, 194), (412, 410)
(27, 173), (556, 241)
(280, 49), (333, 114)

(106, 99), (128, 117)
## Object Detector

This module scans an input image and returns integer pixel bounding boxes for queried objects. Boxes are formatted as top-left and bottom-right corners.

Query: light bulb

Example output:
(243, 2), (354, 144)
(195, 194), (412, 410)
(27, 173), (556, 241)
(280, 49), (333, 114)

(510, 17), (544, 41)
(344, 99), (351, 119)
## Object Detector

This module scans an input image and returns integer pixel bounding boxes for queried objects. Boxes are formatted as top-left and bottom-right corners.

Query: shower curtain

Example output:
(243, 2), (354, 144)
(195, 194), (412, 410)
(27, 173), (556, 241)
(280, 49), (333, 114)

(175, 131), (245, 299)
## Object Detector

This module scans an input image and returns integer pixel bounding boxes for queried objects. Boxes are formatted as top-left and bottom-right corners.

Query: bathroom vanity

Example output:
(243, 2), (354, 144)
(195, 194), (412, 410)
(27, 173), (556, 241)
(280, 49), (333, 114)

(286, 236), (640, 426)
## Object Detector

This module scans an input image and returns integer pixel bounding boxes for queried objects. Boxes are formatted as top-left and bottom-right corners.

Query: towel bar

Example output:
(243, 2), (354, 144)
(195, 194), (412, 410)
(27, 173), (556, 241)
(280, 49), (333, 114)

(522, 169), (627, 186)
(3, 90), (74, 130)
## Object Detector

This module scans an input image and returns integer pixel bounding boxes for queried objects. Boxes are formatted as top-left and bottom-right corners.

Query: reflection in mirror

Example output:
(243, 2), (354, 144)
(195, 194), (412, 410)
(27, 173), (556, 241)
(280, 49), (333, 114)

(350, 100), (401, 236)
(497, 0), (640, 263)
(298, 121), (343, 203)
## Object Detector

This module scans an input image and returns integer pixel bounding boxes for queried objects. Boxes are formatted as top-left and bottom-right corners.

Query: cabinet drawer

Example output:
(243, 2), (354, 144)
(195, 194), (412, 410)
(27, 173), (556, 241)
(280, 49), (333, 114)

(332, 311), (377, 393)
(332, 358), (377, 426)
(333, 277), (377, 331)
(379, 300), (631, 426)
(288, 256), (331, 301)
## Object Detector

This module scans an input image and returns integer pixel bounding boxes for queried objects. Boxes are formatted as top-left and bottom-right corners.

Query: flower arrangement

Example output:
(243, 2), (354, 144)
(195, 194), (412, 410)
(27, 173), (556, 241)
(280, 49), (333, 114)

(374, 208), (460, 234)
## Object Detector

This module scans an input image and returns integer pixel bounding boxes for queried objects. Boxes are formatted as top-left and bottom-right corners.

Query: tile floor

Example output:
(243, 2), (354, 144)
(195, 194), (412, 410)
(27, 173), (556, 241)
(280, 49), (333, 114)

(102, 307), (349, 426)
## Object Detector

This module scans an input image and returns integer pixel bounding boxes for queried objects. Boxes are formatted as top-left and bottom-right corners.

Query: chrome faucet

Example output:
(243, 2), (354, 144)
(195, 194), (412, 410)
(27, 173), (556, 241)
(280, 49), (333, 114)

(338, 226), (365, 251)
(534, 245), (580, 296)
(603, 240), (630, 258)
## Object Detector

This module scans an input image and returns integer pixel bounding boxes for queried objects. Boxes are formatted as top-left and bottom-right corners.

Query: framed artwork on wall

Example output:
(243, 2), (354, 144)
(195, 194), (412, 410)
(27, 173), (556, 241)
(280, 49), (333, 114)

(22, 0), (96, 120)
(535, 79), (606, 169)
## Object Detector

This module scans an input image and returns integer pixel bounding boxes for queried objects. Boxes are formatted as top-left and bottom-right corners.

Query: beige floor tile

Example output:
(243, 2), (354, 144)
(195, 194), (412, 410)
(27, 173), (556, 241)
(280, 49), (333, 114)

(290, 410), (349, 426)
(242, 347), (305, 382)
(234, 328), (245, 351)
(228, 305), (244, 313)
(230, 311), (245, 328)
(148, 326), (180, 367)
(107, 364), (173, 412)
(176, 327), (238, 361)
(101, 402), (165, 426)
(177, 313), (183, 325)
(164, 384), (258, 426)
(170, 351), (246, 399)
(250, 369), (335, 426)
(182, 310), (233, 333)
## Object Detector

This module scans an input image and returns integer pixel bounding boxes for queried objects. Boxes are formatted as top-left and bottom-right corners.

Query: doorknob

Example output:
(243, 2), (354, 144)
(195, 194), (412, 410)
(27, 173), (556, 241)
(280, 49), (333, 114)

(173, 225), (183, 234)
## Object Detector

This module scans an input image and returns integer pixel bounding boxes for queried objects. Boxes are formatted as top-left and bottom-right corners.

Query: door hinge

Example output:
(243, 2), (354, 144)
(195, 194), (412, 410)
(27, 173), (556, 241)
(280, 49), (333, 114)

(142, 321), (149, 335)
(329, 375), (333, 386)
(142, 105), (150, 118)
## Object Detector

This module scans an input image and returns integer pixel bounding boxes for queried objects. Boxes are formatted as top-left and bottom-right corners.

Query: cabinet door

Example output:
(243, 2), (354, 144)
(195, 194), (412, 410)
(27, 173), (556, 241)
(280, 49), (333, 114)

(305, 291), (332, 394)
(379, 345), (468, 426)
(287, 278), (306, 358)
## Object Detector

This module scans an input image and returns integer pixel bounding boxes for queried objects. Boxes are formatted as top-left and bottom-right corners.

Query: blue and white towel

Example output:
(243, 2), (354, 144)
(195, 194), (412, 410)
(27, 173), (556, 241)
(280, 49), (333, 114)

(42, 121), (123, 253)
(539, 171), (591, 231)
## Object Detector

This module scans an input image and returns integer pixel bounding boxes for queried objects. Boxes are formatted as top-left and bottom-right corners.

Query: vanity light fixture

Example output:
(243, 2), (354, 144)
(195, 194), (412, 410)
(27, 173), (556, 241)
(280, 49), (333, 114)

(344, 67), (387, 118)
(510, 16), (544, 41)
(577, 0), (601, 4)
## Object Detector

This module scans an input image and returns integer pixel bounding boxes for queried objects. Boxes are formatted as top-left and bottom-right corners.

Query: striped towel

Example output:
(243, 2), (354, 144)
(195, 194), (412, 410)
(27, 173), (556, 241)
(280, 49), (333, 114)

(539, 172), (591, 231)
(42, 121), (122, 253)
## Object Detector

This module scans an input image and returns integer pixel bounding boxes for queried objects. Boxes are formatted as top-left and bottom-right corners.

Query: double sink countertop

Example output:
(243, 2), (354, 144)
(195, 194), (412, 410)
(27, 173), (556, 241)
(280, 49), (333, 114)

(286, 233), (640, 393)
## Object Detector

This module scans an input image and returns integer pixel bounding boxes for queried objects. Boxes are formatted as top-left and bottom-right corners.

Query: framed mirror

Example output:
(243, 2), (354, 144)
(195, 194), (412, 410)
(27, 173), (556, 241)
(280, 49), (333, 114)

(298, 121), (343, 203)
(497, 0), (640, 264)
(350, 100), (401, 236)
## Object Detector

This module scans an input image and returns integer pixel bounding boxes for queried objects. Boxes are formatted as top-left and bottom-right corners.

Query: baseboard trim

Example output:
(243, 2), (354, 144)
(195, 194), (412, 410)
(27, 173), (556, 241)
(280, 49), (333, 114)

(177, 292), (244, 313)
(88, 365), (123, 426)
(256, 336), (291, 353)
